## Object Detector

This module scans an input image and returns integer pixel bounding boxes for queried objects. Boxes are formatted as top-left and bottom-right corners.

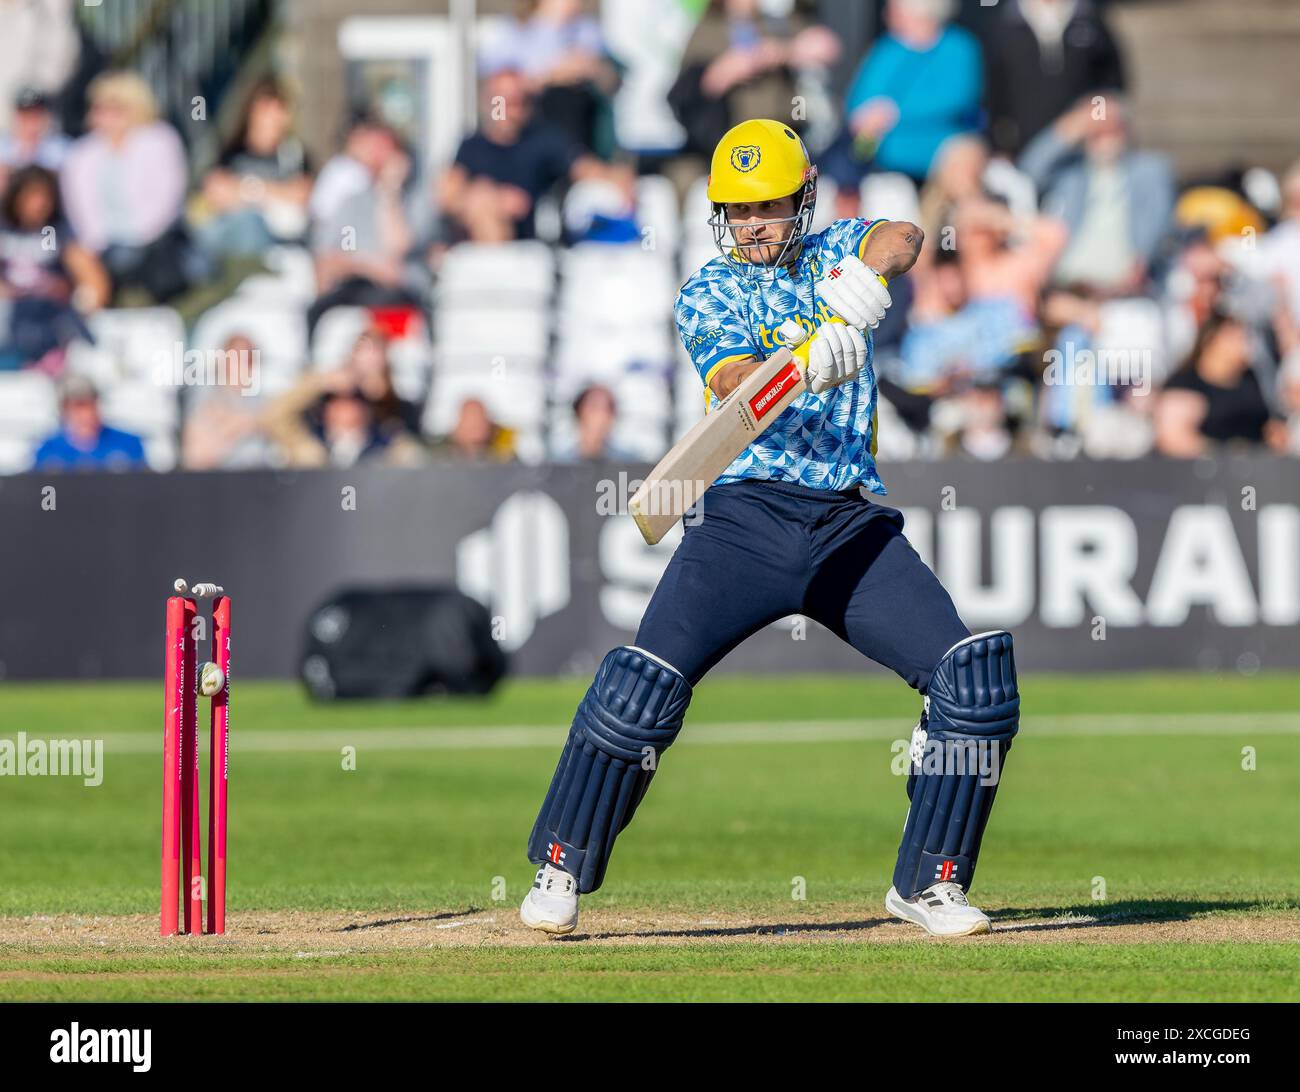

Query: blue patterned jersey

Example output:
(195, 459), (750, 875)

(675, 217), (888, 494)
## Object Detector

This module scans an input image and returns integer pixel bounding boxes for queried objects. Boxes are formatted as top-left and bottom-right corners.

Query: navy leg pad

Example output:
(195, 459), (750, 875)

(893, 631), (1019, 898)
(528, 646), (691, 893)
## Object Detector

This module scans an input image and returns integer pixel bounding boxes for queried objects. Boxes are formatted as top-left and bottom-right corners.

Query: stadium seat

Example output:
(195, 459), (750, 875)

(873, 392), (921, 462)
(983, 159), (1038, 222)
(233, 245), (317, 304)
(554, 322), (673, 387)
(860, 173), (921, 224)
(75, 308), (187, 388)
(436, 241), (556, 306)
(683, 175), (712, 243)
(1098, 297), (1170, 386)
(809, 178), (840, 233)
(679, 236), (718, 284)
(435, 304), (550, 357)
(635, 174), (681, 256)
(559, 244), (675, 326)
(0, 371), (58, 471)
(310, 306), (372, 367)
(0, 435), (37, 475)
(554, 362), (672, 420)
(386, 330), (436, 404)
(673, 350), (708, 442)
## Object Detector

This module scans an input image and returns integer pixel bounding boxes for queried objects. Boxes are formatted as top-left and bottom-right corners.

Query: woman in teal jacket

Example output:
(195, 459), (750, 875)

(824, 0), (983, 194)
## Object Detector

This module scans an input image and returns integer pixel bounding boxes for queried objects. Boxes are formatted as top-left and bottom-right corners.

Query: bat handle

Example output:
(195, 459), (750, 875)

(779, 272), (889, 367)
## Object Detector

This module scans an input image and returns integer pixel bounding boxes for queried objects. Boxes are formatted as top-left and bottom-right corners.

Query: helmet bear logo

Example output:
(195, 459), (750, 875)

(730, 145), (761, 172)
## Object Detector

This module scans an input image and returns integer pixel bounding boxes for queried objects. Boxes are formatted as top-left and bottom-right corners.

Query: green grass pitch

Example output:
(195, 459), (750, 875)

(0, 672), (1297, 1001)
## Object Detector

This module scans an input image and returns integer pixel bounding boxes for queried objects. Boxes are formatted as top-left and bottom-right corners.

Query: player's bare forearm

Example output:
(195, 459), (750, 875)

(862, 220), (924, 280)
(709, 357), (762, 400)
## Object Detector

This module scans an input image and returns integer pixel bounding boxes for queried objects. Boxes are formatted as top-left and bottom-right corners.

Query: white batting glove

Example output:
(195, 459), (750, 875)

(805, 322), (867, 394)
(815, 255), (891, 330)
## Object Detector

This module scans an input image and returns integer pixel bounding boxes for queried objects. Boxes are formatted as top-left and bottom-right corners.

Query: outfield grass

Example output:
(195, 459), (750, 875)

(5, 942), (1299, 1002)
(0, 673), (1296, 1000)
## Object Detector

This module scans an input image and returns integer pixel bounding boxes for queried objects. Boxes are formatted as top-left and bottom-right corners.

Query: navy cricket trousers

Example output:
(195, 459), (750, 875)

(635, 479), (969, 691)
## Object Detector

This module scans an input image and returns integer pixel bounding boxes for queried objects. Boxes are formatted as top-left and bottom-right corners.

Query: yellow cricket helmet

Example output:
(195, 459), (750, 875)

(706, 119), (818, 271)
(707, 119), (814, 203)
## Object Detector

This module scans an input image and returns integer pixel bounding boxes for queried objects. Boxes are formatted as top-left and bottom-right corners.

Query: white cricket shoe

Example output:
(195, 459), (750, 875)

(885, 881), (991, 937)
(520, 864), (579, 934)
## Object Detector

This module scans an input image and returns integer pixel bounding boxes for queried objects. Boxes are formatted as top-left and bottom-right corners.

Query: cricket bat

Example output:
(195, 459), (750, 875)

(630, 317), (842, 545)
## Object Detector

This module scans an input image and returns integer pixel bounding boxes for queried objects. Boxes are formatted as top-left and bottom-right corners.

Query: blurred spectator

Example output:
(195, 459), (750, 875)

(308, 116), (422, 334)
(438, 68), (633, 243)
(892, 196), (1063, 397)
(60, 72), (206, 305)
(552, 384), (637, 462)
(345, 329), (424, 439)
(180, 335), (273, 470)
(1155, 309), (1287, 457)
(1236, 159), (1300, 329)
(0, 165), (107, 372)
(562, 177), (640, 243)
(1277, 351), (1300, 455)
(1034, 286), (1155, 459)
(1020, 98), (1174, 295)
(668, 0), (840, 160)
(912, 135), (1039, 273)
(431, 397), (517, 461)
(981, 0), (1125, 159)
(195, 79), (313, 258)
(956, 195), (1067, 319)
(262, 330), (425, 467)
(943, 381), (1017, 460)
(917, 134), (992, 251)
(33, 376), (147, 471)
(1175, 186), (1266, 246)
(895, 197), (1064, 456)
(0, 89), (70, 188)
(1163, 234), (1229, 364)
(479, 0), (618, 153)
(0, 0), (79, 133)
(824, 0), (981, 208)
(894, 246), (972, 392)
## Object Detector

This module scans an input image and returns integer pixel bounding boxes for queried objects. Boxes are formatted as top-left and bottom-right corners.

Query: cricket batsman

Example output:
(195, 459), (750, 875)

(521, 119), (1019, 937)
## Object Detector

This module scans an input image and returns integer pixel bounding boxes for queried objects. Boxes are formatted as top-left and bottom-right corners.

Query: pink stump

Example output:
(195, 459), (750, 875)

(207, 596), (231, 934)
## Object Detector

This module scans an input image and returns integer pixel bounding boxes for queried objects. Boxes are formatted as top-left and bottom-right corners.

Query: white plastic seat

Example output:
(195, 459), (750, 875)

(310, 306), (372, 367)
(79, 307), (187, 387)
(0, 434), (37, 474)
(635, 174), (681, 256)
(0, 370), (58, 436)
(860, 172), (921, 224)
(435, 304), (550, 356)
(236, 245), (317, 304)
(436, 241), (555, 306)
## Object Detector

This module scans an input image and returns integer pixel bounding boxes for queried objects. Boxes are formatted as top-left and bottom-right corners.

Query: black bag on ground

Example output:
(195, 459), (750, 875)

(300, 586), (507, 700)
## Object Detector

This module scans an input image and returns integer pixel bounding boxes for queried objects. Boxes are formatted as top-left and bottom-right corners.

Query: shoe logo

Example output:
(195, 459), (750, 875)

(547, 842), (566, 865)
(935, 859), (957, 882)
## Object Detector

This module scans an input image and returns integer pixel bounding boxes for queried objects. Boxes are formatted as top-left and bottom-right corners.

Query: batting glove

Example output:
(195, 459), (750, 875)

(805, 322), (868, 394)
(815, 254), (891, 330)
